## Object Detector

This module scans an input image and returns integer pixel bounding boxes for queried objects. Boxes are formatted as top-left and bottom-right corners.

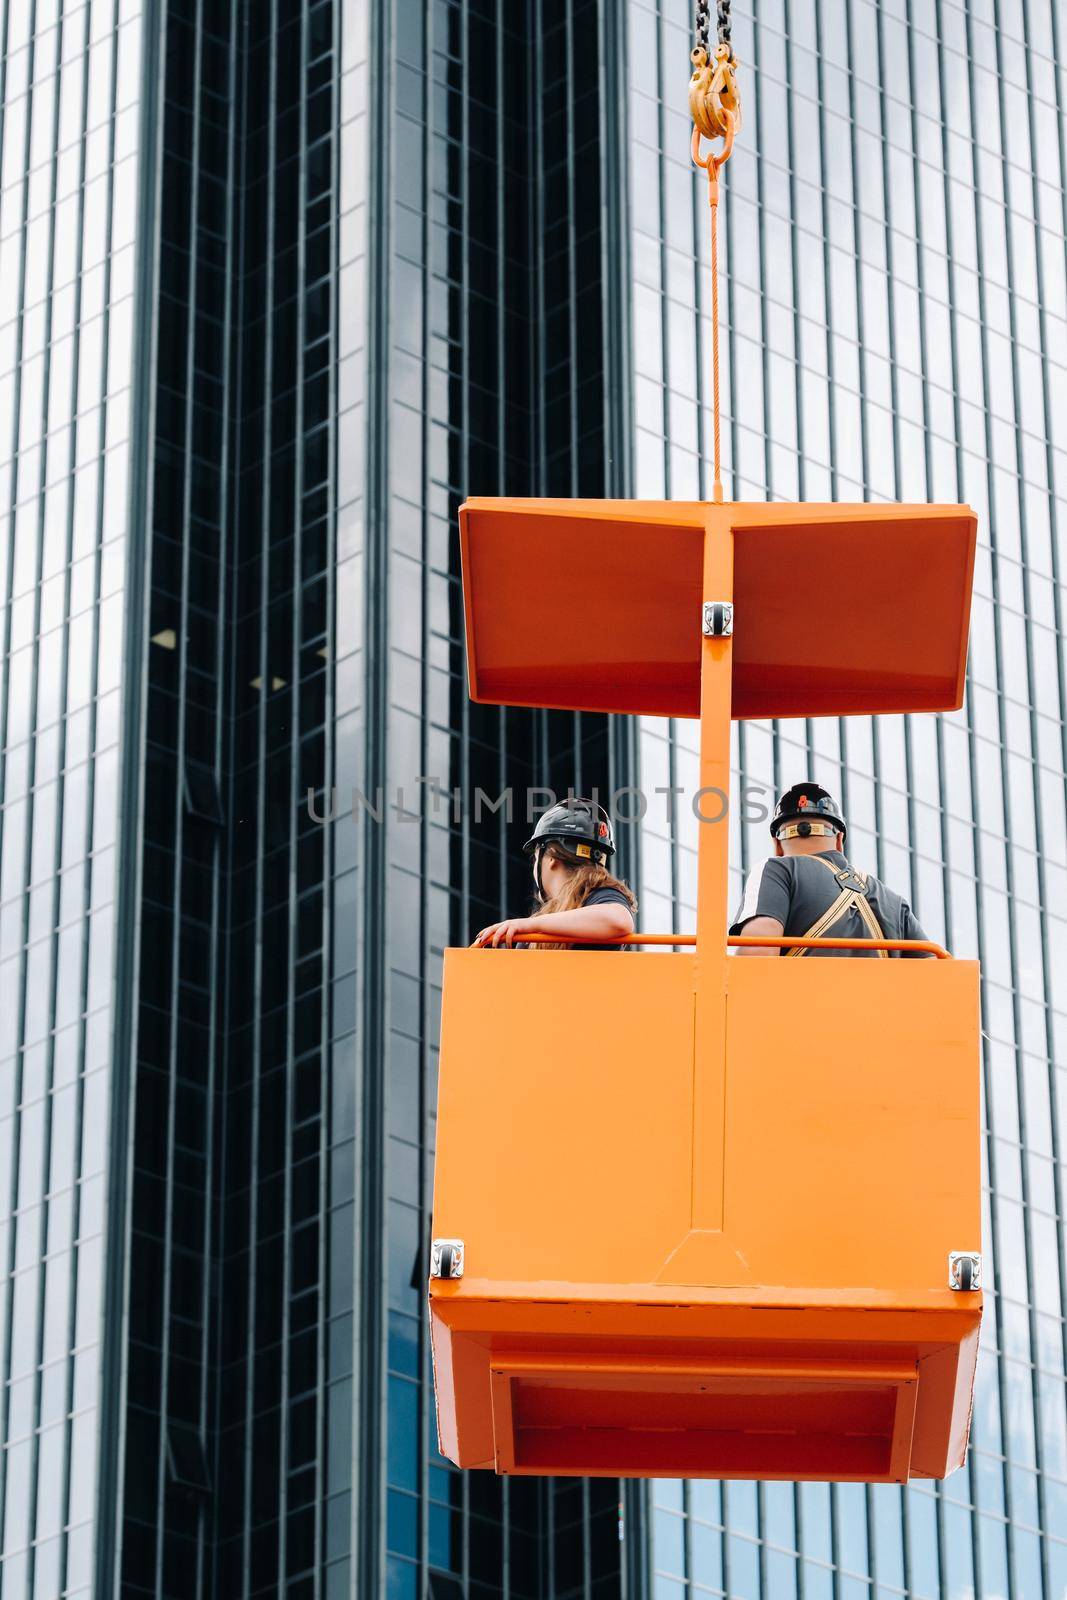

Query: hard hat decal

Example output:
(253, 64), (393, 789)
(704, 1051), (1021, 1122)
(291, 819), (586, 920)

(575, 843), (591, 857)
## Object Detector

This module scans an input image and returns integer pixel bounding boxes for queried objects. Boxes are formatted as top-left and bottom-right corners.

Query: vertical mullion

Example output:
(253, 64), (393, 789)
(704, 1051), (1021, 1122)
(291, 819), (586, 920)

(457, 0), (472, 949)
(242, 0), (279, 1587)
(201, 1), (240, 1595)
(724, 8), (741, 511)
(223, 4), (251, 1593)
(564, 0), (577, 502)
(654, 3), (669, 497)
(874, 7), (903, 511)
(321, 0), (341, 1578)
(546, 1477), (555, 1600)
(811, 0), (840, 510)
(533, 0), (545, 495)
(750, 11), (773, 503)
(156, 0), (205, 1586)
(315, 0), (343, 1591)
(905, 9), (938, 502)
(526, 0), (538, 504)
(277, 0), (312, 1585)
(783, 3), (805, 506)
(358, 0), (392, 1591)
(0, 0), (40, 1559)
(795, 1479), (806, 1600)
(683, 1481), (694, 1599)
(599, 0), (633, 502)
(217, 0), (249, 1593)
(56, 1), (99, 1590)
(842, 0), (870, 503)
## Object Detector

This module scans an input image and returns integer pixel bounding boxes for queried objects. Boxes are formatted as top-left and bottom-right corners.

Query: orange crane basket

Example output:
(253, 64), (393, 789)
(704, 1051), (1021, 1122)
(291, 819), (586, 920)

(430, 498), (981, 1482)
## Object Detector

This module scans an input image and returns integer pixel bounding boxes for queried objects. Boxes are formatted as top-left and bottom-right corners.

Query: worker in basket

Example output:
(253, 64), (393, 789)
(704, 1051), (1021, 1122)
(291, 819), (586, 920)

(731, 782), (932, 958)
(472, 798), (637, 949)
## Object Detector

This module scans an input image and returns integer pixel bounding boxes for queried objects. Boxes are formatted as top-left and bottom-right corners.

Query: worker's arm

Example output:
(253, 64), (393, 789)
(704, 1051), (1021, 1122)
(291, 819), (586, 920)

(732, 914), (785, 956)
(899, 902), (936, 957)
(473, 902), (635, 948)
(729, 858), (792, 954)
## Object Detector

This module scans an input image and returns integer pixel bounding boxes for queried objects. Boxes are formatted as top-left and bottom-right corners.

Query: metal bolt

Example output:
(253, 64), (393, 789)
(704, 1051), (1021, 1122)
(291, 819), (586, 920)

(948, 1251), (981, 1291)
(430, 1238), (465, 1279)
(702, 601), (734, 637)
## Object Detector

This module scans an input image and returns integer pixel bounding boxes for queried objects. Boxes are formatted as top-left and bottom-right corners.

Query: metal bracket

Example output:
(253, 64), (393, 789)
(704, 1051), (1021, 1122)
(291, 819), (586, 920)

(430, 1238), (464, 1280)
(702, 601), (733, 637)
(948, 1251), (981, 1291)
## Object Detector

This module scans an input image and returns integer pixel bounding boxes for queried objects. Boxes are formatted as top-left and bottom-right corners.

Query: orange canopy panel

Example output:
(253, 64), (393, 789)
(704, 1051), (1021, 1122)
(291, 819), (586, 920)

(459, 498), (977, 719)
(429, 952), (982, 1482)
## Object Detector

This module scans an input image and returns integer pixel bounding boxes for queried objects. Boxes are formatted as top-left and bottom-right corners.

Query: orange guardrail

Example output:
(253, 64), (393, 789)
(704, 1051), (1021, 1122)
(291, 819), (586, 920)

(732, 935), (949, 958)
(484, 931), (952, 958)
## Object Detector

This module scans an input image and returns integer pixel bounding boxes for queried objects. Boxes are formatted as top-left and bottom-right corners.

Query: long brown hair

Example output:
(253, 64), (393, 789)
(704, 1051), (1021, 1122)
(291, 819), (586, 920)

(530, 844), (637, 950)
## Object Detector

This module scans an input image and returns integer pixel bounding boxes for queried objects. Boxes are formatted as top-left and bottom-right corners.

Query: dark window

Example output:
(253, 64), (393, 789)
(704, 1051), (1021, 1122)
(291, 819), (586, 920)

(166, 1422), (212, 1497)
(183, 760), (224, 824)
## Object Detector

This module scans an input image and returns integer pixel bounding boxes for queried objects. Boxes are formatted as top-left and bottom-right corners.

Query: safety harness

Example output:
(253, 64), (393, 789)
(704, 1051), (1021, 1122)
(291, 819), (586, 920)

(786, 853), (887, 957)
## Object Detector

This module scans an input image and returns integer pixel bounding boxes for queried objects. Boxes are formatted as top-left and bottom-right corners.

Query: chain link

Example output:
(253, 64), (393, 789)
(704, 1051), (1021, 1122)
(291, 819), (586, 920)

(697, 0), (731, 50)
(716, 0), (731, 47)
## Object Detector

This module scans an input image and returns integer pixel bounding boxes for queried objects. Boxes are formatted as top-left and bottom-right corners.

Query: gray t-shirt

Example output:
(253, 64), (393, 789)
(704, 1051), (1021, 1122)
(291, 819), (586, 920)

(730, 850), (932, 957)
(571, 886), (635, 950)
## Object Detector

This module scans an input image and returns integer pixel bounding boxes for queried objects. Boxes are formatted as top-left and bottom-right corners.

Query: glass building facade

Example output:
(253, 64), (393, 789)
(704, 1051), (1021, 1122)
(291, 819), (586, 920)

(630, 3), (1067, 1599)
(1, 0), (1065, 1598)
(0, 0), (146, 1594)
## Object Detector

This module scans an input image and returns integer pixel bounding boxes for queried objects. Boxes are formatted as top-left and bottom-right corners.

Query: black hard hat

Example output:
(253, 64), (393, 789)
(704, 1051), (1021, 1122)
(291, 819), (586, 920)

(771, 782), (846, 839)
(523, 797), (616, 866)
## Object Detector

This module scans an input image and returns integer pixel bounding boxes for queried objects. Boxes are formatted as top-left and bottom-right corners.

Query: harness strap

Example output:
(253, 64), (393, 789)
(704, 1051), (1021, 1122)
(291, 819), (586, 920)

(853, 894), (886, 947)
(785, 854), (888, 958)
(786, 884), (859, 951)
